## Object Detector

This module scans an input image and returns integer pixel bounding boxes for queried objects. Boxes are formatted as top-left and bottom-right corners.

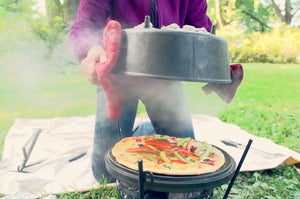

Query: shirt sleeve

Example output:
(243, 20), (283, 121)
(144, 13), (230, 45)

(68, 0), (113, 62)
(185, 0), (212, 32)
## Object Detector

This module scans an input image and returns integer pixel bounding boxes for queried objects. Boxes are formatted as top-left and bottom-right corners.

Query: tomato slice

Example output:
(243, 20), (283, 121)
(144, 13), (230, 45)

(177, 149), (199, 159)
(200, 161), (215, 166)
(164, 151), (175, 156)
(144, 140), (175, 149)
(126, 147), (159, 156)
(170, 159), (188, 164)
(186, 139), (194, 150)
(156, 157), (164, 164)
(209, 154), (218, 158)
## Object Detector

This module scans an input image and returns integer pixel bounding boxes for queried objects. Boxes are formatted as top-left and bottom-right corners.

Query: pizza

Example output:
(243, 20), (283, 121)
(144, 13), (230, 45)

(111, 134), (225, 175)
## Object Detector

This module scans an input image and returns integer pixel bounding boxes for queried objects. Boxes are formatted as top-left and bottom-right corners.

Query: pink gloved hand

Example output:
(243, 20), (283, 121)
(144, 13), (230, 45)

(202, 64), (244, 103)
(95, 20), (124, 120)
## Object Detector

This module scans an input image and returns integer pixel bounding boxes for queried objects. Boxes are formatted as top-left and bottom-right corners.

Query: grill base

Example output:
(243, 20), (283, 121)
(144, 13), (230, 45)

(117, 180), (213, 199)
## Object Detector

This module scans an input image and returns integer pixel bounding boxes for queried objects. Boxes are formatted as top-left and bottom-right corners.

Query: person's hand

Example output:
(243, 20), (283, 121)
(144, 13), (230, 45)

(80, 45), (107, 85)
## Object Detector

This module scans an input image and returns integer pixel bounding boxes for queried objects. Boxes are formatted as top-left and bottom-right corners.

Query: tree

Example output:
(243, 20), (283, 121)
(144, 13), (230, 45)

(215, 0), (226, 30)
(2, 0), (35, 15)
(208, 0), (299, 33)
(236, 0), (272, 32)
(213, 0), (237, 31)
(44, 0), (80, 27)
(45, 0), (63, 26)
(269, 0), (300, 25)
(210, 0), (271, 32)
(63, 0), (81, 26)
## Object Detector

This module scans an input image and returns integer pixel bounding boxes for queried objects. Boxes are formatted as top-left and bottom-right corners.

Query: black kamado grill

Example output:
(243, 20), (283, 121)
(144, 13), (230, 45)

(105, 147), (235, 199)
(105, 140), (252, 199)
(105, 17), (252, 199)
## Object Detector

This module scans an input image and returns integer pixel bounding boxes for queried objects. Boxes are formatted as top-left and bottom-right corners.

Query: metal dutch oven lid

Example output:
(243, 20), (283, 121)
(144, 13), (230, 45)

(111, 27), (231, 83)
(105, 147), (236, 193)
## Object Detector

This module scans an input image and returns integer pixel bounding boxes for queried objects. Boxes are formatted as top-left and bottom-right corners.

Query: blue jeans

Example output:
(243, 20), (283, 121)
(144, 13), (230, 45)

(92, 78), (194, 182)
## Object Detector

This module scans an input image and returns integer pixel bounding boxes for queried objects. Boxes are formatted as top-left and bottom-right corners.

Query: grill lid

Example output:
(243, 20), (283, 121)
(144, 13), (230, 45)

(111, 28), (231, 83)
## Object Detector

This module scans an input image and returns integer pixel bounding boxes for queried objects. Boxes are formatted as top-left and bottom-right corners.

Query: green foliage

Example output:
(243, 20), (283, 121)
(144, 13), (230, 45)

(0, 0), (35, 15)
(29, 15), (67, 56)
(0, 13), (38, 59)
(218, 64), (300, 152)
(0, 0), (36, 33)
(56, 181), (119, 199)
(214, 165), (300, 198)
(207, 0), (239, 26)
(220, 108), (300, 152)
(235, 0), (272, 32)
(218, 24), (300, 64)
(0, 0), (67, 57)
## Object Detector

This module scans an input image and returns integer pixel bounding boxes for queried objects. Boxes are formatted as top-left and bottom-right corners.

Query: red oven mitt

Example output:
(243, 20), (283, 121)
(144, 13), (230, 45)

(95, 20), (124, 120)
(202, 64), (244, 103)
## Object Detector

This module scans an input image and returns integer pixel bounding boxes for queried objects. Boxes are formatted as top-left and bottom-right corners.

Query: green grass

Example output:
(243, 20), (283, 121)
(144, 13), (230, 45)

(56, 180), (119, 199)
(183, 63), (300, 153)
(0, 65), (97, 158)
(0, 63), (299, 198)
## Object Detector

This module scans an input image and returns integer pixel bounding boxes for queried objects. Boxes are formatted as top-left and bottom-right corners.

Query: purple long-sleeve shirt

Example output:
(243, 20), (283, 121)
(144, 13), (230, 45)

(69, 0), (212, 62)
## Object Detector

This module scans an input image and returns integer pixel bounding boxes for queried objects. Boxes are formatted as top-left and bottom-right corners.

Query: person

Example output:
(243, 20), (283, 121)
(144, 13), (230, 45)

(69, 0), (213, 182)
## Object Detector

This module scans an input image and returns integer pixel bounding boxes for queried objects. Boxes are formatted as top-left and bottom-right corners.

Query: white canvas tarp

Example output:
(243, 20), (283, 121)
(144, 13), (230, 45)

(0, 114), (299, 198)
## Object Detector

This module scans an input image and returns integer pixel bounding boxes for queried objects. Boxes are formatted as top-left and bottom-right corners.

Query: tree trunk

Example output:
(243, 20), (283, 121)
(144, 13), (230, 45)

(270, 0), (292, 25)
(215, 0), (226, 30)
(44, 0), (80, 27)
(45, 0), (63, 26)
(63, 0), (81, 26)
(285, 0), (292, 24)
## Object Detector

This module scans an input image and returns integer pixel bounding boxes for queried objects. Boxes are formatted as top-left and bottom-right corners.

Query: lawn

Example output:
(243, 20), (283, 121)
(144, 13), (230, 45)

(184, 63), (300, 152)
(0, 63), (299, 198)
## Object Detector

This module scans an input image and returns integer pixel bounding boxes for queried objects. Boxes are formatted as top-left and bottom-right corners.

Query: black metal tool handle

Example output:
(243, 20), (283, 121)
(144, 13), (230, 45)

(138, 159), (154, 199)
(18, 129), (41, 172)
(221, 139), (240, 148)
(138, 159), (145, 199)
(223, 139), (253, 199)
